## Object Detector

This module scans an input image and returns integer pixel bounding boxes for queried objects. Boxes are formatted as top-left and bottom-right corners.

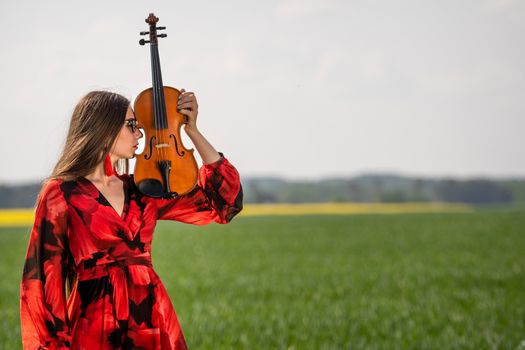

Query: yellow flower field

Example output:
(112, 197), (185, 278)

(0, 209), (37, 227)
(0, 202), (473, 227)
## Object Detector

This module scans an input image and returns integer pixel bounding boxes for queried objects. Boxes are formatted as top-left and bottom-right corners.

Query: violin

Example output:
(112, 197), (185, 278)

(133, 13), (198, 198)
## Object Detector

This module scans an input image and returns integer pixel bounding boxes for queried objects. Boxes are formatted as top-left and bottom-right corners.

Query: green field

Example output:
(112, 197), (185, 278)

(1, 211), (524, 349)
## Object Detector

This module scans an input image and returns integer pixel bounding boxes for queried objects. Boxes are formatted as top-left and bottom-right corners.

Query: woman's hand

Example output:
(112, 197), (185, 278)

(177, 88), (199, 134)
(176, 88), (220, 164)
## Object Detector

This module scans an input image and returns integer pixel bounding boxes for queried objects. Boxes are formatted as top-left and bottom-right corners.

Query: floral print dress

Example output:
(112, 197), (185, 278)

(20, 152), (243, 349)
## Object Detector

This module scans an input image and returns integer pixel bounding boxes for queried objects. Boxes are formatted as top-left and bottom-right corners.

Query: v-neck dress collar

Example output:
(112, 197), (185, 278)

(78, 175), (129, 219)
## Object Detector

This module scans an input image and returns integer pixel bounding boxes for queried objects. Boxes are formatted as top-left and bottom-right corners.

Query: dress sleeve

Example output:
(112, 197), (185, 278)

(20, 180), (72, 350)
(155, 152), (243, 225)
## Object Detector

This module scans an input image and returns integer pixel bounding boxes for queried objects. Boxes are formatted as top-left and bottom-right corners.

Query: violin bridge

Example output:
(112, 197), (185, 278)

(155, 143), (170, 148)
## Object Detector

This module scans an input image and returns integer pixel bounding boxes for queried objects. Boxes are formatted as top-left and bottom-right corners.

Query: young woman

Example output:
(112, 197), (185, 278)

(20, 90), (243, 349)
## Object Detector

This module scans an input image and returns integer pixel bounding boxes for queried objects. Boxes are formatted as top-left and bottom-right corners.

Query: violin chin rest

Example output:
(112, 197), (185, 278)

(137, 178), (165, 198)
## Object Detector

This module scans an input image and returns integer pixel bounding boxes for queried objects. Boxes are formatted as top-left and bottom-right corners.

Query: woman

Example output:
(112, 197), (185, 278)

(20, 90), (243, 349)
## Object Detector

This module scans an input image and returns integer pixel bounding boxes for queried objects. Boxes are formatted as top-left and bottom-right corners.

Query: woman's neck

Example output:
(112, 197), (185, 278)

(84, 154), (119, 186)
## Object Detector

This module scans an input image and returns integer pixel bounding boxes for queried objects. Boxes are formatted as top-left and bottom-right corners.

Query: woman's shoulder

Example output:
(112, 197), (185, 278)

(39, 177), (80, 200)
(35, 178), (70, 210)
(43, 174), (133, 193)
(39, 178), (72, 201)
(40, 178), (64, 194)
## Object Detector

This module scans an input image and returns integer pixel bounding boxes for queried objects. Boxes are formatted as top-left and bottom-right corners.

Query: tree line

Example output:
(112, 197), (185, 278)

(1, 174), (524, 208)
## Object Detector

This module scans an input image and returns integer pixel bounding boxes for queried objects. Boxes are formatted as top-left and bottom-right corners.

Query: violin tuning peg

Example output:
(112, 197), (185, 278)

(140, 31), (150, 35)
(156, 26), (166, 30)
(139, 39), (150, 45)
(158, 34), (167, 38)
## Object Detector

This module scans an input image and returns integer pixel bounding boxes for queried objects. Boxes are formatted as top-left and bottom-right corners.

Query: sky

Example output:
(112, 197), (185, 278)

(1, 0), (524, 184)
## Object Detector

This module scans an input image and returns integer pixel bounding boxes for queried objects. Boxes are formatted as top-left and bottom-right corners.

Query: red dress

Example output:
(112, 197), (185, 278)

(20, 153), (243, 349)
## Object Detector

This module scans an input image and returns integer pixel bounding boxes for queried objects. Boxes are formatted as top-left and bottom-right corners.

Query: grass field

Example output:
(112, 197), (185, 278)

(1, 210), (524, 349)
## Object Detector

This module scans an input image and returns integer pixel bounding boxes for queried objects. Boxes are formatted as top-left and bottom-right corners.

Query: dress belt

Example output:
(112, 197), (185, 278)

(76, 256), (153, 281)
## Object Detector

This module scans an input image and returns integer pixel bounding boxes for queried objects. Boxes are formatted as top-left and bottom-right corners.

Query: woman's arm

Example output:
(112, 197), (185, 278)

(185, 127), (222, 165)
(20, 180), (72, 349)
(154, 152), (243, 225)
(177, 88), (222, 165)
(152, 89), (243, 225)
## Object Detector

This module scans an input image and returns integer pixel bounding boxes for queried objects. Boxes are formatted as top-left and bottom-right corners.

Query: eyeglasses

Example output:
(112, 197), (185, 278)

(124, 119), (139, 133)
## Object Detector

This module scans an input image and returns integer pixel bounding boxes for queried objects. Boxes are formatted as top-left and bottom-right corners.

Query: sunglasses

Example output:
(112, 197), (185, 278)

(124, 119), (139, 133)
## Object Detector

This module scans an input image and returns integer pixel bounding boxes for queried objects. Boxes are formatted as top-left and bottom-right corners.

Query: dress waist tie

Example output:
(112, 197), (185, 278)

(75, 256), (154, 323)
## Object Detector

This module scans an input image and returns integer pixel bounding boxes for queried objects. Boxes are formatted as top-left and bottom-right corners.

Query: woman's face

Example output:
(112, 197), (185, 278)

(111, 106), (143, 159)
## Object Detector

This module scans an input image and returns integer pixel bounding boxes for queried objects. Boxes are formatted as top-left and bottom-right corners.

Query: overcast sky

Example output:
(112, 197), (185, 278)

(1, 0), (524, 184)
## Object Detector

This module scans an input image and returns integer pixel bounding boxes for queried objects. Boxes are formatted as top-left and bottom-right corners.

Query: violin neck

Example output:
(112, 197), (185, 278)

(150, 42), (168, 129)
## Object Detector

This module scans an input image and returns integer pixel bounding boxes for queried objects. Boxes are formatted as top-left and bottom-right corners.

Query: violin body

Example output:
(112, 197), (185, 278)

(133, 86), (198, 198)
(133, 13), (198, 198)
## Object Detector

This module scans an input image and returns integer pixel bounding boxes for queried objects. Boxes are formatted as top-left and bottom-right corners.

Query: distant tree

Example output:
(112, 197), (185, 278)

(347, 182), (364, 202)
(245, 181), (277, 203)
(381, 190), (408, 202)
(435, 179), (512, 204)
(372, 177), (383, 202)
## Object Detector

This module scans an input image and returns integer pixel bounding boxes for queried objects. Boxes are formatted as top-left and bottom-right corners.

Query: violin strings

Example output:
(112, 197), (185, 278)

(152, 44), (164, 163)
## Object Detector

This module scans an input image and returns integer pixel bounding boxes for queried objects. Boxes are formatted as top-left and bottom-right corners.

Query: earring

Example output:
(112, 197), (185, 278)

(104, 153), (116, 176)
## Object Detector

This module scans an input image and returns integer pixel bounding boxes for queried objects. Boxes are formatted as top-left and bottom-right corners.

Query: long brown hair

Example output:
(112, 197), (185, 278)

(41, 90), (131, 297)
(47, 90), (131, 183)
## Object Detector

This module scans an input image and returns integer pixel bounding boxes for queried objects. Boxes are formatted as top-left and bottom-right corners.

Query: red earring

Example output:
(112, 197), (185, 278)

(104, 153), (116, 176)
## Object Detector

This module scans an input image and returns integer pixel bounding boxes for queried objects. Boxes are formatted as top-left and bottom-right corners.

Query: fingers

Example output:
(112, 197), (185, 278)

(178, 92), (196, 103)
(179, 88), (195, 99)
(177, 101), (195, 109)
(178, 95), (196, 104)
(177, 88), (198, 110)
(177, 97), (197, 109)
(178, 108), (192, 116)
(177, 109), (194, 125)
(178, 89), (198, 125)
